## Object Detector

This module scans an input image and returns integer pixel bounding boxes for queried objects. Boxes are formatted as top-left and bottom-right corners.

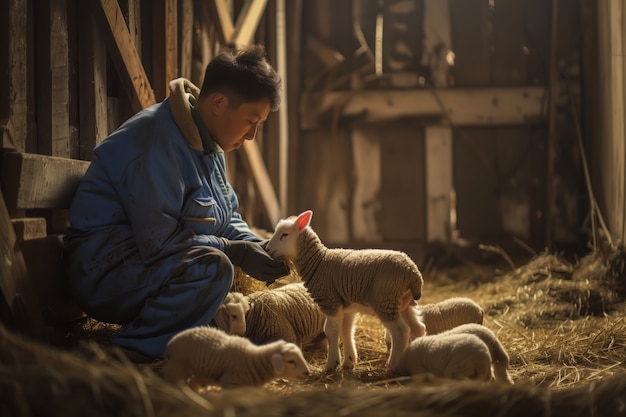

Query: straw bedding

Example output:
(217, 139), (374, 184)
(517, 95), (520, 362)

(1, 243), (626, 416)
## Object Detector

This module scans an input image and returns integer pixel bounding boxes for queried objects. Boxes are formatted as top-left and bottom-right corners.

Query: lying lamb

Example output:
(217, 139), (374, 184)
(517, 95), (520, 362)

(385, 296), (485, 347)
(390, 332), (493, 381)
(438, 323), (514, 384)
(266, 209), (425, 373)
(244, 283), (327, 349)
(214, 284), (327, 350)
(212, 291), (250, 336)
(162, 326), (310, 390)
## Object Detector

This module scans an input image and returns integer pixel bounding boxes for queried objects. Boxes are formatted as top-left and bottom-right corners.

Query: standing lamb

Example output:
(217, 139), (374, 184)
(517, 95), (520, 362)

(244, 283), (327, 349)
(385, 296), (485, 347)
(391, 332), (493, 381)
(212, 292), (250, 336)
(162, 326), (310, 390)
(266, 210), (425, 373)
(438, 323), (514, 384)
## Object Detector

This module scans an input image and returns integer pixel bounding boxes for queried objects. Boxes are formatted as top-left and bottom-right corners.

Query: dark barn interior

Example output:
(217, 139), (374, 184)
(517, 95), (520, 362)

(2, 1), (626, 416)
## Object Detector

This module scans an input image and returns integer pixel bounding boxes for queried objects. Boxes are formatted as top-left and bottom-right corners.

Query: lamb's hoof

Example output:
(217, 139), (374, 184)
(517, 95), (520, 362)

(341, 362), (355, 371)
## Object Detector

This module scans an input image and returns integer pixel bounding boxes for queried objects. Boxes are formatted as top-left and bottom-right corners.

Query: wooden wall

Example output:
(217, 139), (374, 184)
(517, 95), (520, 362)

(296, 0), (590, 257)
(594, 0), (626, 247)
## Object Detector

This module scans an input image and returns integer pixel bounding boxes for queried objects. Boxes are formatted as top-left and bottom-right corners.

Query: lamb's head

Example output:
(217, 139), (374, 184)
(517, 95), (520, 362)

(213, 292), (250, 335)
(266, 210), (313, 262)
(270, 341), (310, 382)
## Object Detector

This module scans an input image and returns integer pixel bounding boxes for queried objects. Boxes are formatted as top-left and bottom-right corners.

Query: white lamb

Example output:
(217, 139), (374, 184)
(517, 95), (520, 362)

(162, 326), (310, 390)
(438, 323), (514, 384)
(266, 210), (425, 373)
(385, 296), (485, 347)
(244, 283), (327, 349)
(212, 292), (250, 336)
(391, 332), (493, 381)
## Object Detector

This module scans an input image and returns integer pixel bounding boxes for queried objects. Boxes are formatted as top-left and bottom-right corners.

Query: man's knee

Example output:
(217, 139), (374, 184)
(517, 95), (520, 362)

(185, 246), (234, 288)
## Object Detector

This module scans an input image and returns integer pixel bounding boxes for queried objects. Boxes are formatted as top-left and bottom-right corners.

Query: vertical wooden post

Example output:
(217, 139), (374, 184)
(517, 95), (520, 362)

(424, 0), (453, 242)
(152, 0), (178, 101)
(34, 0), (71, 157)
(78, 0), (108, 161)
(0, 0), (29, 152)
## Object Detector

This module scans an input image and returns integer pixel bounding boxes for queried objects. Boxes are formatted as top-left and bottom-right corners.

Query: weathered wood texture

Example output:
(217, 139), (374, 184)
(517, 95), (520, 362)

(596, 0), (626, 245)
(0, 187), (45, 340)
(1, 152), (90, 212)
(0, 0), (29, 153)
(90, 0), (156, 113)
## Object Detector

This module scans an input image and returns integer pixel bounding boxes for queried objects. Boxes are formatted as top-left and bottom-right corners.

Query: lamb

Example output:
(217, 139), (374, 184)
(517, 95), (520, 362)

(420, 297), (484, 334)
(161, 326), (310, 390)
(212, 292), (250, 336)
(384, 297), (485, 347)
(266, 209), (425, 373)
(390, 332), (493, 382)
(438, 323), (514, 384)
(244, 283), (327, 349)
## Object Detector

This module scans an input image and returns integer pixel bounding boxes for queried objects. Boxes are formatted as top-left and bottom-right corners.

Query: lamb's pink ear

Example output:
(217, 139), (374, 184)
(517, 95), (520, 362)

(296, 210), (312, 231)
(271, 352), (285, 375)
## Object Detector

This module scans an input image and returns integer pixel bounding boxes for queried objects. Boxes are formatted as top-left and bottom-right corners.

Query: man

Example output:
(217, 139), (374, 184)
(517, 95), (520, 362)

(64, 45), (289, 359)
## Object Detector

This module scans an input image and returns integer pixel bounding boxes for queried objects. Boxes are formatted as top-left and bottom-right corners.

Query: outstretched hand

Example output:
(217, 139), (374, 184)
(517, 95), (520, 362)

(222, 239), (289, 282)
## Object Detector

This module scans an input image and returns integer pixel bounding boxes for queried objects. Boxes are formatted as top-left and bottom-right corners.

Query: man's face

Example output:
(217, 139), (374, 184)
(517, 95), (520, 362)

(207, 94), (271, 152)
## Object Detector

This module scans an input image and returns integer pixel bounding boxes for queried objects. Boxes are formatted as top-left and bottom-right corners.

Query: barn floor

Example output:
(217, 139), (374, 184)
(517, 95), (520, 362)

(2, 240), (626, 416)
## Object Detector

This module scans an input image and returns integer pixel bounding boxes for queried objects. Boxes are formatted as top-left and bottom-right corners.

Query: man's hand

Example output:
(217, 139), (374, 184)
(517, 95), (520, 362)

(222, 239), (289, 282)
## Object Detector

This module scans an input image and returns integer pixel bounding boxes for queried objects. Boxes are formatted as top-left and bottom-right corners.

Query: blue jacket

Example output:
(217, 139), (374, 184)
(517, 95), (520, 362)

(65, 88), (259, 272)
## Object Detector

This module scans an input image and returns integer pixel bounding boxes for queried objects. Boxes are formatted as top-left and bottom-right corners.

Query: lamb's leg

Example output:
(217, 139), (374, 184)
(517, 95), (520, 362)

(493, 362), (514, 384)
(400, 304), (426, 340)
(340, 312), (358, 369)
(384, 305), (427, 350)
(323, 311), (342, 372)
(381, 317), (410, 372)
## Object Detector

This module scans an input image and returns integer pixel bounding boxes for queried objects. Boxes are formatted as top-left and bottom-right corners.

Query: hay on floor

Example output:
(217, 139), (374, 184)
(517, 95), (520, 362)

(2, 244), (626, 416)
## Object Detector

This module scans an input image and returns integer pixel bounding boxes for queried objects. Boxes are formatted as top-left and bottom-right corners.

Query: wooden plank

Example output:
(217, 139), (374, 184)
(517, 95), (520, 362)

(151, 0), (178, 101)
(90, 0), (156, 113)
(233, 0), (269, 47)
(11, 218), (47, 243)
(1, 152), (90, 211)
(211, 0), (235, 45)
(286, 0), (303, 215)
(449, 0), (491, 86)
(34, 0), (70, 157)
(240, 141), (281, 227)
(425, 126), (453, 241)
(492, 0), (527, 85)
(0, 0), (28, 152)
(300, 87), (547, 130)
(78, 1), (108, 161)
(422, 0), (451, 87)
(0, 187), (45, 340)
(351, 128), (381, 242)
(179, 0), (194, 80)
(380, 126), (425, 241)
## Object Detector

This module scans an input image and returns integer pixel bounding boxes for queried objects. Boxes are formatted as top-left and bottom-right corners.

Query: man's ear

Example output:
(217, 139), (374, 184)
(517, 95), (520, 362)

(211, 92), (228, 114)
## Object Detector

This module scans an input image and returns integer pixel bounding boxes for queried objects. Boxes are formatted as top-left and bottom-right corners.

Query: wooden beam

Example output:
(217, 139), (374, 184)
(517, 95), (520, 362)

(233, 0), (269, 47)
(1, 152), (90, 212)
(425, 126), (453, 241)
(240, 141), (281, 227)
(151, 0), (178, 101)
(211, 0), (235, 45)
(300, 87), (547, 130)
(90, 0), (156, 112)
